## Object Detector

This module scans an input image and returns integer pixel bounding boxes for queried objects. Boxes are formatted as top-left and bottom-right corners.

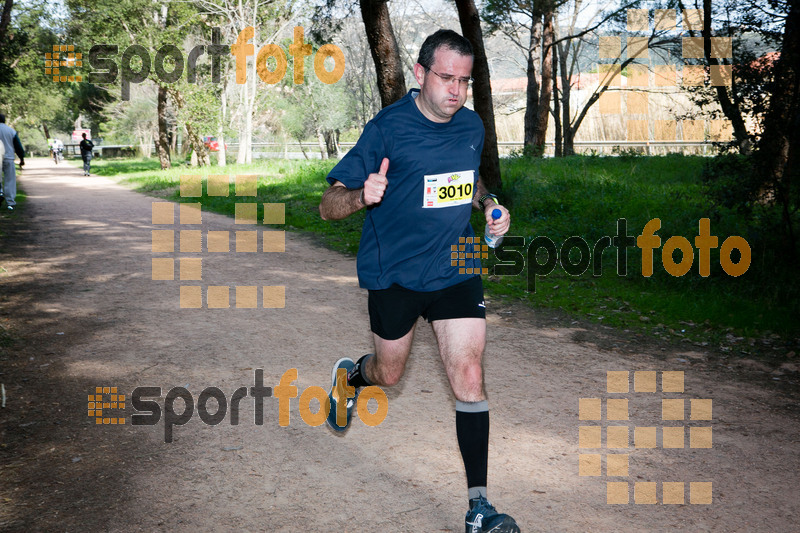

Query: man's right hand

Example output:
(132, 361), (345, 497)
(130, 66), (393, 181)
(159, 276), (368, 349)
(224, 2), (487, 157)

(362, 158), (389, 206)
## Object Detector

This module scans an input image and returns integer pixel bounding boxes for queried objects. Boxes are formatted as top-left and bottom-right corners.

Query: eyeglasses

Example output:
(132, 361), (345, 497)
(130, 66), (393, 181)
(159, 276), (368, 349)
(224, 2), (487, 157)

(423, 66), (473, 88)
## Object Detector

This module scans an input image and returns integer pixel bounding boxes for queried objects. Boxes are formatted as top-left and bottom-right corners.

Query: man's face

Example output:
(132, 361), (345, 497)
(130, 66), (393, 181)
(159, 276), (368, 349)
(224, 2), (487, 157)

(414, 47), (473, 123)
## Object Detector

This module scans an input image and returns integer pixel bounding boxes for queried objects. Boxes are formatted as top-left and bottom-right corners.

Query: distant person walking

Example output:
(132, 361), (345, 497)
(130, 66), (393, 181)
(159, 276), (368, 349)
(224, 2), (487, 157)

(79, 133), (94, 175)
(52, 138), (64, 163)
(0, 113), (25, 211)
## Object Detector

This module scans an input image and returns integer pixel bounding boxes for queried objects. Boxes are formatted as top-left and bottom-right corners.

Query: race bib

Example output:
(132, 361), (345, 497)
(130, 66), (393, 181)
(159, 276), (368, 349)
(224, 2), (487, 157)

(422, 170), (475, 208)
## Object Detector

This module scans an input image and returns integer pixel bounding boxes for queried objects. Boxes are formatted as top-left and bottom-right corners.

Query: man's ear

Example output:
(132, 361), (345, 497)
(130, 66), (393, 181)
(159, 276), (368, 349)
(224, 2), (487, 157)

(413, 63), (427, 87)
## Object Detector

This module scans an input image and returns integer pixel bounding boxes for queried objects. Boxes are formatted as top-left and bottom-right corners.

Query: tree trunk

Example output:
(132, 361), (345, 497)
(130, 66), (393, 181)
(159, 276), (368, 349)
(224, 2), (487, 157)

(42, 122), (50, 142)
(570, 56), (637, 151)
(170, 121), (178, 154)
(758, 0), (800, 259)
(317, 129), (327, 160)
(297, 139), (309, 160)
(699, 0), (751, 154)
(156, 85), (171, 170)
(217, 80), (227, 166)
(235, 31), (255, 166)
(185, 121), (210, 167)
(455, 0), (502, 189)
(154, 4), (171, 169)
(238, 75), (253, 164)
(532, 10), (554, 153)
(323, 129), (340, 159)
(523, 17), (542, 154)
(169, 88), (209, 167)
(139, 132), (153, 158)
(359, 0), (406, 108)
(0, 0), (13, 45)
(552, 43), (562, 158)
(558, 41), (575, 156)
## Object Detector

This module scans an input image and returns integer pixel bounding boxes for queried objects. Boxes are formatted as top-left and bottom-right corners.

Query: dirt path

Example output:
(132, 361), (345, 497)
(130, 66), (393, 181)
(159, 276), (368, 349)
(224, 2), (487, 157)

(1, 158), (799, 532)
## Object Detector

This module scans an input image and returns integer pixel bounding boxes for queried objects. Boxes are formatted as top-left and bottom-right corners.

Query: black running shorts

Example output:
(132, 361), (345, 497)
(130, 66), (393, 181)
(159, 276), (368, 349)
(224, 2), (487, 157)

(368, 275), (486, 340)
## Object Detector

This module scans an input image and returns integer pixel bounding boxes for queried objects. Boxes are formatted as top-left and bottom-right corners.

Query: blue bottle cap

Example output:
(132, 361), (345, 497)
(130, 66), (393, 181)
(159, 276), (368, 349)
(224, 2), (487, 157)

(491, 208), (502, 220)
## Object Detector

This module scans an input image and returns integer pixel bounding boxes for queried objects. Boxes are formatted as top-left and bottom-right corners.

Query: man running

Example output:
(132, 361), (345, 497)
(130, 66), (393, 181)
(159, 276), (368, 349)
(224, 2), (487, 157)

(319, 29), (518, 533)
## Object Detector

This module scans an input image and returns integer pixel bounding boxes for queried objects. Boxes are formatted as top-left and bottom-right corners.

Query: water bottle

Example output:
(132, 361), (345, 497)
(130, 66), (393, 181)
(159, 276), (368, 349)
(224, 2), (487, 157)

(484, 208), (503, 248)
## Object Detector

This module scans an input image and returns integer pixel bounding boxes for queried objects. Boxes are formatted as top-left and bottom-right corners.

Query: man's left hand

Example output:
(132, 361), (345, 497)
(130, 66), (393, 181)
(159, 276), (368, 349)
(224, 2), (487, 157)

(484, 204), (510, 236)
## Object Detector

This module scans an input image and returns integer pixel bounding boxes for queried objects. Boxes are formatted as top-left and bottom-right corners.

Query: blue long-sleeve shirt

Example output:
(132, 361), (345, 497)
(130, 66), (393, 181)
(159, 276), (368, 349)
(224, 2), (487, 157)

(0, 123), (24, 161)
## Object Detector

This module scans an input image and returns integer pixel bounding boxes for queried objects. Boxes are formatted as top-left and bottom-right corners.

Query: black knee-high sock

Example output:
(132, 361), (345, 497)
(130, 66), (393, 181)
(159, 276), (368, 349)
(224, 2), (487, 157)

(347, 354), (374, 388)
(456, 400), (489, 504)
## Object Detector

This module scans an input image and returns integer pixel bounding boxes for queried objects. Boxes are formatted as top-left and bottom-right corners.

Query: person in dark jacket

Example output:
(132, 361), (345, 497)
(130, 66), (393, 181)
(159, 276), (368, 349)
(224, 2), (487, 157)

(79, 133), (94, 176)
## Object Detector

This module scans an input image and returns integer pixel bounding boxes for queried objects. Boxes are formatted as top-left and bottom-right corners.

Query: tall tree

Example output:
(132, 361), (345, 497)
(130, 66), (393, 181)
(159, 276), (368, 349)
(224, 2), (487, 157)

(550, 0), (670, 156)
(157, 85), (171, 168)
(455, 0), (502, 189)
(67, 0), (202, 168)
(0, 0), (12, 42)
(0, 0), (18, 84)
(483, 0), (560, 156)
(531, 8), (554, 152)
(151, 1), (223, 168)
(677, 0), (748, 153)
(276, 75), (353, 159)
(673, 0), (791, 155)
(0, 0), (68, 150)
(758, 0), (799, 258)
(169, 85), (212, 166)
(359, 0), (407, 107)
(338, 16), (381, 132)
(195, 0), (291, 164)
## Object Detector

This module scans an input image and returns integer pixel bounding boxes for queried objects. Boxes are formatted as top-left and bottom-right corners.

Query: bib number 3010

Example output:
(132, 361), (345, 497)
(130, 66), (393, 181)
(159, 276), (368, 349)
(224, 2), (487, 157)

(438, 182), (473, 201)
(423, 170), (475, 208)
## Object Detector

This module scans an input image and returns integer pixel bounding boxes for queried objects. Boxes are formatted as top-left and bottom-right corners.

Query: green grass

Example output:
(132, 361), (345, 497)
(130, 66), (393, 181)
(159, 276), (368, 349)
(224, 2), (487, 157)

(79, 157), (364, 253)
(0, 187), (26, 233)
(84, 155), (799, 349)
(481, 154), (798, 345)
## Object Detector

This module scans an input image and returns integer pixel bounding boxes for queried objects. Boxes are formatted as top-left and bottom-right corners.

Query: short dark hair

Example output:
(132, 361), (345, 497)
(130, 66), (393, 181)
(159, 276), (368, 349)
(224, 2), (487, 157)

(82, 132), (87, 138)
(0, 114), (5, 123)
(417, 29), (473, 69)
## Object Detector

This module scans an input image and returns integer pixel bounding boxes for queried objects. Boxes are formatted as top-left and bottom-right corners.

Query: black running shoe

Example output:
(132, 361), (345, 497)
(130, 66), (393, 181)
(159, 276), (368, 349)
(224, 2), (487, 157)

(465, 496), (520, 533)
(326, 357), (357, 432)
